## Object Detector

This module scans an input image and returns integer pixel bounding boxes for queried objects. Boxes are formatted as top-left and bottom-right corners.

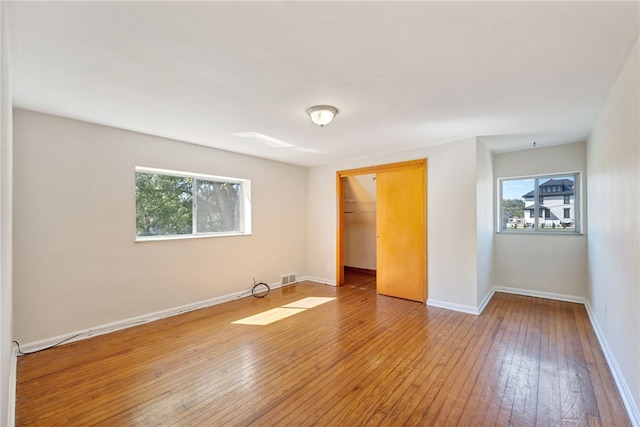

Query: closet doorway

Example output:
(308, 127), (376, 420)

(336, 159), (427, 302)
(342, 173), (377, 291)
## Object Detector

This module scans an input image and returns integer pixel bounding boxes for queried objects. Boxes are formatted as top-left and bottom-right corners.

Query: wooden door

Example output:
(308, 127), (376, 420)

(376, 161), (426, 302)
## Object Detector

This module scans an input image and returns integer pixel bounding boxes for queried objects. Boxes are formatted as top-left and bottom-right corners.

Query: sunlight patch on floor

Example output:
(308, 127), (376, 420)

(232, 297), (336, 325)
(232, 307), (306, 325)
(282, 297), (336, 309)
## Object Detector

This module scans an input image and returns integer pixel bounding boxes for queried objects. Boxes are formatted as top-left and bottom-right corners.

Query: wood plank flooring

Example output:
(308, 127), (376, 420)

(15, 277), (629, 426)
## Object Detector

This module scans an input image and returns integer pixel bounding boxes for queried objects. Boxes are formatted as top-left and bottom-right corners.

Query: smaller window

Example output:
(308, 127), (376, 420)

(135, 167), (251, 241)
(499, 173), (580, 233)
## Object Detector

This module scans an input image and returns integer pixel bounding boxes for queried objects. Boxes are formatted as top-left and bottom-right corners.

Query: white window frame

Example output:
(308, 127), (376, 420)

(135, 166), (252, 242)
(497, 172), (581, 234)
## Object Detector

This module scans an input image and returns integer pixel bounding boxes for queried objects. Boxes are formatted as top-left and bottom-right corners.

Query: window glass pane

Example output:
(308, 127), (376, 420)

(499, 174), (577, 233)
(196, 180), (241, 233)
(553, 175), (575, 230)
(135, 167), (250, 241)
(136, 173), (193, 236)
(501, 178), (534, 230)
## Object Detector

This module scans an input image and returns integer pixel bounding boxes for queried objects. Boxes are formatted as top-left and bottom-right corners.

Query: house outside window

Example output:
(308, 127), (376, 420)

(499, 173), (580, 233)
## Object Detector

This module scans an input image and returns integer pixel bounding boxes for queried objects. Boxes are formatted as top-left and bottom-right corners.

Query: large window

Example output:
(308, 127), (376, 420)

(135, 167), (251, 240)
(499, 173), (580, 233)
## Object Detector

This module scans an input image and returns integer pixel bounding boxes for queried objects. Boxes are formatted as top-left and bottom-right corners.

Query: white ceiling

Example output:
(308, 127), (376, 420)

(7, 1), (639, 167)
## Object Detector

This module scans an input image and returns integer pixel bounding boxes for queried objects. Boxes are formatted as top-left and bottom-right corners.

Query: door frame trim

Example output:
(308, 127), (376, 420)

(336, 159), (427, 287)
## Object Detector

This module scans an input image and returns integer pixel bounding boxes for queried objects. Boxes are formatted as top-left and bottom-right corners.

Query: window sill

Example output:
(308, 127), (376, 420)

(135, 232), (251, 243)
(496, 230), (584, 236)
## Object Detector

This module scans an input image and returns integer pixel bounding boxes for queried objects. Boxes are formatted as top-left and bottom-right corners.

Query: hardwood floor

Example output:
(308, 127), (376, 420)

(15, 280), (629, 426)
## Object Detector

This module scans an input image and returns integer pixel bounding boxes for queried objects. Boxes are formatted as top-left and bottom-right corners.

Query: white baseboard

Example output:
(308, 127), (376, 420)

(477, 287), (496, 314)
(494, 286), (585, 304)
(427, 286), (583, 316)
(427, 298), (482, 315)
(18, 280), (288, 353)
(584, 300), (640, 427)
(7, 344), (17, 427)
(301, 276), (336, 286)
(427, 287), (495, 316)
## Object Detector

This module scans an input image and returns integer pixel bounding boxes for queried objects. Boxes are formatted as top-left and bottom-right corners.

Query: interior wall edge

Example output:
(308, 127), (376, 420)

(0, 1), (14, 425)
(7, 346), (16, 427)
(477, 286), (496, 314)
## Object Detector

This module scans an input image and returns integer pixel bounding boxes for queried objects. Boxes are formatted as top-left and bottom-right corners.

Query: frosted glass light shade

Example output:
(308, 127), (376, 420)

(307, 105), (338, 127)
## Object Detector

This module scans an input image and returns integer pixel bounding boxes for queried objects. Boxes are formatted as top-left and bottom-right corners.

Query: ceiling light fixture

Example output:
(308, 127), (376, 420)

(307, 105), (338, 127)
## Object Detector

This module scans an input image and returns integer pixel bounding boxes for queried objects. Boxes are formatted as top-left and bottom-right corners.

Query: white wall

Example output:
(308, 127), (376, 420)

(13, 110), (308, 344)
(427, 139), (478, 308)
(586, 37), (639, 420)
(343, 174), (376, 270)
(307, 137), (481, 310)
(0, 2), (13, 425)
(492, 142), (588, 298)
(476, 141), (493, 306)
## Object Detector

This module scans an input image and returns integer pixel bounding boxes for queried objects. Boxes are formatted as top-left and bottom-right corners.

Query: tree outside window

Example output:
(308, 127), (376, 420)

(135, 167), (251, 240)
